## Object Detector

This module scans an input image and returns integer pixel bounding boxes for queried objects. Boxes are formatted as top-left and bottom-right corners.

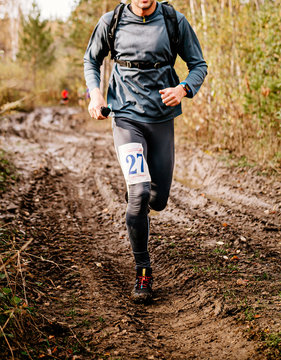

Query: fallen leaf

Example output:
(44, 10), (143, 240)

(222, 222), (228, 227)
(236, 278), (248, 286)
(261, 87), (270, 97)
(254, 314), (261, 319)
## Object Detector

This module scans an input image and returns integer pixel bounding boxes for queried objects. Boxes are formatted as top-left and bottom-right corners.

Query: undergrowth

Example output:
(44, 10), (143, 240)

(0, 150), (18, 193)
(0, 153), (86, 359)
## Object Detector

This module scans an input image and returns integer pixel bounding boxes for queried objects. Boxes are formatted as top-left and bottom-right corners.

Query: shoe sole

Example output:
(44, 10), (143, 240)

(131, 292), (153, 305)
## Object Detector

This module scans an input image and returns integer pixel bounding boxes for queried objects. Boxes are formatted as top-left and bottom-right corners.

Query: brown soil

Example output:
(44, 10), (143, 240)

(0, 107), (280, 360)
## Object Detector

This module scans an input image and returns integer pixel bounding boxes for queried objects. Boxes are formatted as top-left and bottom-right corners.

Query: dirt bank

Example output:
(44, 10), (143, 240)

(0, 107), (280, 359)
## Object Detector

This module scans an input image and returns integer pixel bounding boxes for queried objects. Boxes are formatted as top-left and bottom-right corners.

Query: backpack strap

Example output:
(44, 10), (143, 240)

(108, 2), (126, 60)
(161, 1), (179, 65)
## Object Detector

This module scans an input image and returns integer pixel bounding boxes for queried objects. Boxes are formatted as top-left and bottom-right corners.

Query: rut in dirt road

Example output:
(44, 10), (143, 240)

(0, 107), (280, 360)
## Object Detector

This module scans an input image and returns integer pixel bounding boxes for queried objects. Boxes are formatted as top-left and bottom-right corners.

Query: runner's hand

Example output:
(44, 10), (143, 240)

(159, 85), (186, 107)
(88, 88), (108, 120)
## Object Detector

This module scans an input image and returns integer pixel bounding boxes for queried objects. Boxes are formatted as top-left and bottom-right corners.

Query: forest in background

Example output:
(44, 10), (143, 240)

(0, 0), (280, 170)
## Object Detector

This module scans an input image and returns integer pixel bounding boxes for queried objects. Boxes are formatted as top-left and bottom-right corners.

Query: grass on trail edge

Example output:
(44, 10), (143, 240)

(0, 150), (88, 359)
(0, 149), (18, 194)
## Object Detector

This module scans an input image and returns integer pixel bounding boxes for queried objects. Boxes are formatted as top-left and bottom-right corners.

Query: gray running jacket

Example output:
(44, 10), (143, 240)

(84, 2), (208, 123)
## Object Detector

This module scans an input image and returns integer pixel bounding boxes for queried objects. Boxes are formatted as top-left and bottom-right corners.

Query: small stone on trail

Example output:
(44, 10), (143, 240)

(216, 241), (224, 245)
(7, 203), (17, 212)
(236, 278), (248, 286)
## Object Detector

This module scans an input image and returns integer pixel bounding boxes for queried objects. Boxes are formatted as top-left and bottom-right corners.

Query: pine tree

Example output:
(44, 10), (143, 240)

(17, 1), (55, 88)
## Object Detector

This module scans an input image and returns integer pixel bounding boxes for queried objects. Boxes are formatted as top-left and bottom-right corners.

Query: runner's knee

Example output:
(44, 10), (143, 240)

(127, 182), (150, 216)
(149, 192), (168, 211)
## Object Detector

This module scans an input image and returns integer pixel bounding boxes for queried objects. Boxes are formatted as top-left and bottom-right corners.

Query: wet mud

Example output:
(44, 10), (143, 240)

(0, 107), (280, 359)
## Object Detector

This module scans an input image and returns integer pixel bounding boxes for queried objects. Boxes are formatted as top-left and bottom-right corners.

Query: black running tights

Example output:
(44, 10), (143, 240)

(113, 117), (174, 269)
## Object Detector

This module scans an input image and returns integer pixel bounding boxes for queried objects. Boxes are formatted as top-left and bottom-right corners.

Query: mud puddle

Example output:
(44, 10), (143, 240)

(0, 107), (280, 359)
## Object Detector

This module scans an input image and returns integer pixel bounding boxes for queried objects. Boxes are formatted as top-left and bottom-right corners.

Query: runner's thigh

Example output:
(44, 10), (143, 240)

(113, 118), (151, 186)
(146, 119), (174, 209)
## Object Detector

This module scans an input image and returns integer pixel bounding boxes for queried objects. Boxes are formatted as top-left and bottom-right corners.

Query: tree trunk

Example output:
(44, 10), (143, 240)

(189, 0), (196, 29)
(9, 0), (20, 61)
(200, 0), (207, 44)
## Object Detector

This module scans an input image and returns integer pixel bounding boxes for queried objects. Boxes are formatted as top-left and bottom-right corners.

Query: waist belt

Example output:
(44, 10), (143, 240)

(115, 59), (170, 69)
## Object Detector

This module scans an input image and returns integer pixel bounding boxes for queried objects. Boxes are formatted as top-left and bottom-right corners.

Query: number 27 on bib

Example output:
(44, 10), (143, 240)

(118, 143), (151, 185)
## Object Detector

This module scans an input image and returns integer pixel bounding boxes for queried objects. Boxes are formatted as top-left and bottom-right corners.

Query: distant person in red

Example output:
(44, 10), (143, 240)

(61, 89), (69, 104)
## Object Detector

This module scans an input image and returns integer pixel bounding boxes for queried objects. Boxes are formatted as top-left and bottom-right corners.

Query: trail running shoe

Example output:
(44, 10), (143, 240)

(131, 267), (153, 304)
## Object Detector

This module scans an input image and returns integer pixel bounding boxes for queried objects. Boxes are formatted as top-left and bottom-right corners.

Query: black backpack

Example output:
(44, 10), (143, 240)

(107, 1), (179, 65)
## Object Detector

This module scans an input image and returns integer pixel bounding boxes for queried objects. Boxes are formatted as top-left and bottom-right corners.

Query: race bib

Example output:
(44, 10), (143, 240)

(118, 143), (151, 185)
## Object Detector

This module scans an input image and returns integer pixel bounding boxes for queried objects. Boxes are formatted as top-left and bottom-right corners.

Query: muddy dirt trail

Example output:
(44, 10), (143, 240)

(0, 107), (280, 360)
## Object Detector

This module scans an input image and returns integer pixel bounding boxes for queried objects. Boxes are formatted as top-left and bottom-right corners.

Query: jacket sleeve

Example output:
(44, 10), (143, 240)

(177, 17), (208, 98)
(83, 16), (110, 92)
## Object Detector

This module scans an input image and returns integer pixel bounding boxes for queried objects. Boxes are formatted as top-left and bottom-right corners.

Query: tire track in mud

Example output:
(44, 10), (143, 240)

(0, 107), (280, 359)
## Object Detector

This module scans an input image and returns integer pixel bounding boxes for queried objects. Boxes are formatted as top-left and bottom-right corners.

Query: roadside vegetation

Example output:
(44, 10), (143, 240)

(0, 150), (17, 193)
(0, 224), (87, 359)
(0, 151), (87, 359)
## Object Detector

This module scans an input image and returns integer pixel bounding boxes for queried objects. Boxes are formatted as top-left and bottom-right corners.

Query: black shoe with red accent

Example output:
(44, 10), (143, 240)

(131, 267), (153, 304)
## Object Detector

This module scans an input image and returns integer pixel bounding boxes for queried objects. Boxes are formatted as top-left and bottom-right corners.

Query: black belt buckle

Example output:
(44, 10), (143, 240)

(154, 62), (161, 69)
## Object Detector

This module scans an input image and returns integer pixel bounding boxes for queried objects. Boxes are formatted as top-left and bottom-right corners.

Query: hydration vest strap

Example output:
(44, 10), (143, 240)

(115, 59), (170, 69)
(108, 2), (126, 60)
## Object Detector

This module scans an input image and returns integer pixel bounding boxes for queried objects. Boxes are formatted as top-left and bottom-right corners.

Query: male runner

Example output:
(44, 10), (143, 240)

(84, 0), (207, 303)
